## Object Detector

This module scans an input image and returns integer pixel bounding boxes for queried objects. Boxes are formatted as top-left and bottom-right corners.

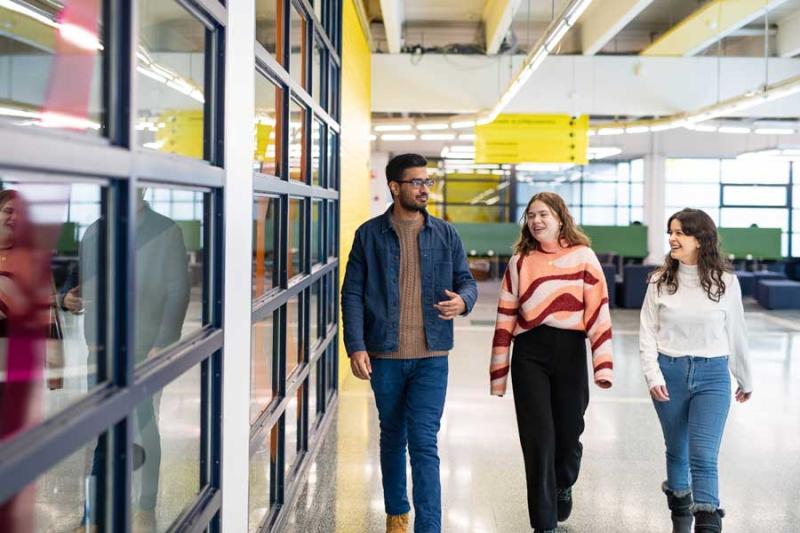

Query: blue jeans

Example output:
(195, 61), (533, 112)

(370, 356), (448, 533)
(653, 354), (731, 510)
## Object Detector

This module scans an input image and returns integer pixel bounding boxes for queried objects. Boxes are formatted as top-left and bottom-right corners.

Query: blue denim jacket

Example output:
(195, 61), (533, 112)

(341, 206), (478, 354)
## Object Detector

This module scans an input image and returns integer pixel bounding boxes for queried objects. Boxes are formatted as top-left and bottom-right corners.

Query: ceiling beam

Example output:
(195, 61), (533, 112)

(777, 11), (800, 57)
(483, 0), (522, 55)
(378, 0), (404, 53)
(641, 0), (789, 57)
(580, 0), (654, 56)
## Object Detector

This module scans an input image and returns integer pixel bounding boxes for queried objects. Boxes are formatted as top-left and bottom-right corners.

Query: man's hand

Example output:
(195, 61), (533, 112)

(650, 384), (670, 402)
(433, 289), (466, 320)
(63, 286), (84, 314)
(350, 351), (372, 380)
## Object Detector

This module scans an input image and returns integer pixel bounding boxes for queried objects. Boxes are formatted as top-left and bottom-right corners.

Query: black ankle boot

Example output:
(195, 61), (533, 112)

(662, 482), (693, 533)
(556, 486), (573, 521)
(694, 509), (724, 533)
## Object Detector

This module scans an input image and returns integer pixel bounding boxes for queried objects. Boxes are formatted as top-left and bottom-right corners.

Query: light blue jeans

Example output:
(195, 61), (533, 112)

(653, 354), (731, 510)
(370, 356), (449, 533)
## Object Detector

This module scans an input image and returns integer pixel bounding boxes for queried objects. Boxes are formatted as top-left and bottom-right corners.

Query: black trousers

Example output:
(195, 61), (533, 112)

(511, 325), (590, 530)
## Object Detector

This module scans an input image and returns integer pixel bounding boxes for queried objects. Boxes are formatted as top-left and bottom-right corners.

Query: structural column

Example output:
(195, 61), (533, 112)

(644, 136), (666, 264)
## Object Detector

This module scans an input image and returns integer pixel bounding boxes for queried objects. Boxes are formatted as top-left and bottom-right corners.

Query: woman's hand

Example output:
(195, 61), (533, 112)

(735, 387), (752, 403)
(649, 384), (670, 402)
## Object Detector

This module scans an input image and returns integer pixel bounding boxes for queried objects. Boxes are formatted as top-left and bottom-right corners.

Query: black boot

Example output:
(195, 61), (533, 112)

(556, 486), (573, 521)
(694, 509), (724, 533)
(662, 482), (693, 533)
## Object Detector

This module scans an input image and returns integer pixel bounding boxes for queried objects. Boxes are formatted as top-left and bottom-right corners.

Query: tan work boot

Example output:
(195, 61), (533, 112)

(386, 512), (409, 533)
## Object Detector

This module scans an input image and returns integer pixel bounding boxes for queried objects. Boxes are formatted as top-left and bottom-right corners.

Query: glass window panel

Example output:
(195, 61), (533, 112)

(137, 0), (207, 160)
(581, 207), (616, 225)
(328, 132), (338, 189)
(5, 437), (105, 531)
(616, 162), (630, 181)
(131, 366), (201, 530)
(250, 312), (275, 424)
(310, 282), (320, 346)
(631, 207), (644, 224)
(794, 185), (800, 208)
(137, 187), (207, 364)
(249, 425), (276, 532)
(311, 119), (323, 186)
(326, 274), (335, 328)
(288, 101), (305, 182)
(516, 176), (580, 207)
(0, 181), (106, 433)
(327, 202), (336, 259)
(312, 40), (322, 107)
(631, 159), (644, 182)
(793, 234), (800, 257)
(288, 198), (303, 279)
(721, 158), (790, 184)
(664, 208), (719, 227)
(289, 5), (305, 89)
(255, 0), (279, 57)
(584, 163), (617, 182)
(665, 183), (720, 208)
(309, 359), (319, 425)
(286, 295), (302, 376)
(254, 74), (280, 176)
(723, 186), (787, 207)
(313, 0), (324, 21)
(720, 208), (788, 231)
(311, 200), (322, 266)
(253, 196), (278, 298)
(616, 208), (631, 226)
(441, 204), (511, 225)
(631, 183), (644, 206)
(582, 182), (617, 205)
(665, 159), (720, 183)
(284, 388), (301, 477)
(0, 1), (104, 136)
(329, 67), (339, 118)
(616, 181), (630, 206)
(782, 232), (789, 257)
(794, 209), (800, 231)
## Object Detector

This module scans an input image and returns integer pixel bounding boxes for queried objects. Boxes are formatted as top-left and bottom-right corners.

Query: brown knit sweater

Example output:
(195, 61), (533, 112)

(371, 215), (448, 360)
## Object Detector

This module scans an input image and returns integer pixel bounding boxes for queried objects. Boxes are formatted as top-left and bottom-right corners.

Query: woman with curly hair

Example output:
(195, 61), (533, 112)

(640, 208), (752, 533)
(490, 192), (614, 533)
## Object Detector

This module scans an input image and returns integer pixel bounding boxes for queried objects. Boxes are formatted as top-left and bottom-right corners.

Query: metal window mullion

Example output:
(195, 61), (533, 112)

(294, 0), (339, 65)
(133, 153), (225, 187)
(176, 0), (227, 28)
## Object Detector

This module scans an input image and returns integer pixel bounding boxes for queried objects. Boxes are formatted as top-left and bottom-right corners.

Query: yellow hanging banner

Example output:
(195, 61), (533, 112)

(475, 114), (589, 164)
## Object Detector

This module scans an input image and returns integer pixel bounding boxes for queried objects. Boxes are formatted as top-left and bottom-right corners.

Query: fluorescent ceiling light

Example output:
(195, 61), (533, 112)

(624, 126), (649, 134)
(459, 134), (476, 141)
(718, 126), (750, 134)
(451, 120), (475, 129)
(374, 124), (412, 132)
(564, 0), (593, 25)
(598, 128), (624, 136)
(380, 134), (416, 141)
(448, 145), (475, 153)
(754, 128), (795, 135)
(369, 134), (377, 141)
(544, 20), (570, 52)
(588, 147), (622, 159)
(685, 124), (717, 132)
(420, 133), (455, 141)
(416, 123), (449, 131)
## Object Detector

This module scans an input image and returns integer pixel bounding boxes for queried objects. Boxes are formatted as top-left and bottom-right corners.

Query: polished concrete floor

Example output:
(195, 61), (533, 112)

(283, 280), (800, 533)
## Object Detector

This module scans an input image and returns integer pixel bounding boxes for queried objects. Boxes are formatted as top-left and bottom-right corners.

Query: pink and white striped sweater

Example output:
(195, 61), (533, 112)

(490, 245), (614, 396)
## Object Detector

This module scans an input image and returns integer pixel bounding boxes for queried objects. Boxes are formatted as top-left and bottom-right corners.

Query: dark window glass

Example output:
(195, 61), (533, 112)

(288, 198), (303, 279)
(0, 1), (104, 136)
(137, 0), (207, 160)
(289, 5), (305, 89)
(311, 200), (322, 266)
(255, 0), (279, 57)
(288, 101), (305, 182)
(286, 295), (302, 376)
(254, 74), (280, 176)
(136, 187), (208, 364)
(252, 196), (277, 298)
(248, 424), (275, 531)
(311, 119), (323, 186)
(250, 311), (275, 424)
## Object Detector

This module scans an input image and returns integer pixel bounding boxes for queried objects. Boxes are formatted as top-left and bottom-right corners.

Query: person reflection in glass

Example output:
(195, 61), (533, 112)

(71, 190), (190, 533)
(0, 190), (65, 531)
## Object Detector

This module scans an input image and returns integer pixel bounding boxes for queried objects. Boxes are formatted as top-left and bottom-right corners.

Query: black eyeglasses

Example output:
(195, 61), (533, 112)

(394, 178), (435, 188)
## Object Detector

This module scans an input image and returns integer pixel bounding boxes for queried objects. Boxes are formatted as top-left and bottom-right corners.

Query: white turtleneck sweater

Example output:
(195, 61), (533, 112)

(639, 263), (752, 393)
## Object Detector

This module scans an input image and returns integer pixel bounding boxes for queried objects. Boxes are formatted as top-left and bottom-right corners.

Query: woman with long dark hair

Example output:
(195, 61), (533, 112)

(640, 208), (752, 533)
(490, 192), (613, 533)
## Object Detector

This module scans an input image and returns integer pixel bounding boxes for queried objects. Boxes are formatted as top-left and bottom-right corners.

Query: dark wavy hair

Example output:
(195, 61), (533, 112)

(513, 192), (590, 255)
(651, 208), (731, 302)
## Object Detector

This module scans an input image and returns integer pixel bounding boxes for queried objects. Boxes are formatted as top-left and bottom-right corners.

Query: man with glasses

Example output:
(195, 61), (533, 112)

(342, 153), (477, 533)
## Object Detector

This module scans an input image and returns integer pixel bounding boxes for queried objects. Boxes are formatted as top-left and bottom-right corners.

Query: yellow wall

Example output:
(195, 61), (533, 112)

(338, 0), (371, 386)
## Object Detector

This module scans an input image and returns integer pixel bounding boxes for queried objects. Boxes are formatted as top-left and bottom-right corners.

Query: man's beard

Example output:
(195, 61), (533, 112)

(399, 194), (427, 212)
